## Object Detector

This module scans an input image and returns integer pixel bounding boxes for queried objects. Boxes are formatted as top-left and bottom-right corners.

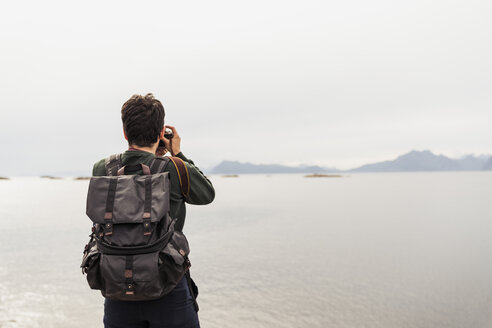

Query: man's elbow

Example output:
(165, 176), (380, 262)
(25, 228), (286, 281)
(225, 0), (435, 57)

(202, 187), (215, 205)
(187, 186), (215, 205)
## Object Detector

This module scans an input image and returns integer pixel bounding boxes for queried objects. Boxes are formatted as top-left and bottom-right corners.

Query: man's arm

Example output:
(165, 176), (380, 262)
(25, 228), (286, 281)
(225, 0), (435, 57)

(92, 159), (106, 176)
(175, 152), (215, 205)
(160, 125), (215, 205)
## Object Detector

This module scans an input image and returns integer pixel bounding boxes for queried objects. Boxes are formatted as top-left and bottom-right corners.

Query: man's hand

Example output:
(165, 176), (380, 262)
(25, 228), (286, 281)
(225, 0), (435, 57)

(155, 144), (167, 157)
(160, 125), (181, 156)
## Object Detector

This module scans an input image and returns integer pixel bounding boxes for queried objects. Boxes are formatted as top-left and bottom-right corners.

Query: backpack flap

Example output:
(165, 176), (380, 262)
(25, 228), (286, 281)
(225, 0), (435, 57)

(86, 172), (170, 225)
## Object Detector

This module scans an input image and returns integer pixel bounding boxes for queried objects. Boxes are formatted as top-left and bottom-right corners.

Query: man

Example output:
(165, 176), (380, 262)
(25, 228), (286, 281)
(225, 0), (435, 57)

(91, 93), (215, 328)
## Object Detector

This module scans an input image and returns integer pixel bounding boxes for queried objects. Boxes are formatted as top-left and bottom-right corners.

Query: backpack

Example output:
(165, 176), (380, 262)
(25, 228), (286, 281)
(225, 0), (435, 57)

(80, 154), (198, 309)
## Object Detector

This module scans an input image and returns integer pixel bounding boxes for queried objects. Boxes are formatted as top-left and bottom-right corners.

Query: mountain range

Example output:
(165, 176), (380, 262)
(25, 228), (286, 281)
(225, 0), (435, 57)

(209, 150), (492, 174)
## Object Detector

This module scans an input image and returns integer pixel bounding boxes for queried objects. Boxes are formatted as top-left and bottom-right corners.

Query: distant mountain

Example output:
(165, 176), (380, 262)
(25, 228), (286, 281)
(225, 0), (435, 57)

(209, 160), (340, 174)
(209, 150), (492, 174)
(456, 154), (491, 171)
(484, 157), (492, 170)
(349, 150), (491, 172)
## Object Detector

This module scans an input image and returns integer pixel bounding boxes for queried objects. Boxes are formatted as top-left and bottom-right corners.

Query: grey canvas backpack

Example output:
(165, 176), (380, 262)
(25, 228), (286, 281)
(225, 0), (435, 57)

(81, 154), (198, 308)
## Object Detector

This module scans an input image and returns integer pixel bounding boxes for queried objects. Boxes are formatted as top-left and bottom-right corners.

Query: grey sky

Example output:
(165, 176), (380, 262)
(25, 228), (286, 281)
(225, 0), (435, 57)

(1, 0), (491, 175)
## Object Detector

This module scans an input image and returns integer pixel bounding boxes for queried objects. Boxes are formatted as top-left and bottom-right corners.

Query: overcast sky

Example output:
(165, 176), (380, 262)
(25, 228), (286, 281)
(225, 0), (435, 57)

(0, 0), (491, 175)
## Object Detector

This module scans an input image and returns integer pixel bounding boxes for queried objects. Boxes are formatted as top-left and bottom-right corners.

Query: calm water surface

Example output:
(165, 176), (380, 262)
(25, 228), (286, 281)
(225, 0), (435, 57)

(0, 172), (491, 327)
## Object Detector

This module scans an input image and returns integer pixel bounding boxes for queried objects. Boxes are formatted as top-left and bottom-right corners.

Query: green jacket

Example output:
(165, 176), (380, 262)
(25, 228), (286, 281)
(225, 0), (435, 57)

(92, 150), (215, 232)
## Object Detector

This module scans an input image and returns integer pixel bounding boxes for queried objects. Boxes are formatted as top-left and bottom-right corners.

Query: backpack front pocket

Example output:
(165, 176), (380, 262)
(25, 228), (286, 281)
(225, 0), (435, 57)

(99, 252), (164, 301)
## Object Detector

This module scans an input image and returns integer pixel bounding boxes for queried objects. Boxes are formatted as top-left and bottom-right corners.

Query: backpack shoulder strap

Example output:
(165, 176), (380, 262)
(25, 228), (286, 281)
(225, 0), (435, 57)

(104, 153), (122, 176)
(150, 156), (171, 175)
(150, 156), (189, 198)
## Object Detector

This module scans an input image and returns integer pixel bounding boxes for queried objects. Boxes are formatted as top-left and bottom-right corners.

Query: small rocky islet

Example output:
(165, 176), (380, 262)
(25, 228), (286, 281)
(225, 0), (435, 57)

(304, 173), (343, 178)
(40, 176), (63, 180)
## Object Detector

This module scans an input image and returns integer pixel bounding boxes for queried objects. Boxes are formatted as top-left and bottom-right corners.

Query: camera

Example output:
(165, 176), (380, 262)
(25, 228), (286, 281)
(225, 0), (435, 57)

(158, 129), (174, 148)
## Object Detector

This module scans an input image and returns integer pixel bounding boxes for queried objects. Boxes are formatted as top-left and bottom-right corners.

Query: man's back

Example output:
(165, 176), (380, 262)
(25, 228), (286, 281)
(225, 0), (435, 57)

(92, 149), (214, 231)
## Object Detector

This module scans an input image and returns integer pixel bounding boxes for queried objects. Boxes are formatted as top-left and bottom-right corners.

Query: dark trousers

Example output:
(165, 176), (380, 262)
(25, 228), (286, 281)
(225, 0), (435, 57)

(104, 276), (200, 328)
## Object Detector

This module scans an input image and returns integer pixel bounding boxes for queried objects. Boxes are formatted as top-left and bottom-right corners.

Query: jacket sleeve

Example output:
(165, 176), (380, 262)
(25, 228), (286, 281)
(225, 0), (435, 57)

(92, 159), (106, 176)
(176, 152), (215, 205)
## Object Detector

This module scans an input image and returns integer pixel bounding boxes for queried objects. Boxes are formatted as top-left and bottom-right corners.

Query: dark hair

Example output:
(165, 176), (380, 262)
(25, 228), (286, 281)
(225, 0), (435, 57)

(121, 93), (165, 147)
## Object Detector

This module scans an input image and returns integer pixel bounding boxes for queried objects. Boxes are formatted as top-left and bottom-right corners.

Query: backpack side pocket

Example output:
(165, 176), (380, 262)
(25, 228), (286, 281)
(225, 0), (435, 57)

(157, 231), (190, 294)
(81, 242), (104, 291)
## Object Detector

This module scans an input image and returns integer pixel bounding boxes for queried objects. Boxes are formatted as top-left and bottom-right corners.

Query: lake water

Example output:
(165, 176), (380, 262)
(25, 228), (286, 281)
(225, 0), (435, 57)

(0, 172), (491, 328)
